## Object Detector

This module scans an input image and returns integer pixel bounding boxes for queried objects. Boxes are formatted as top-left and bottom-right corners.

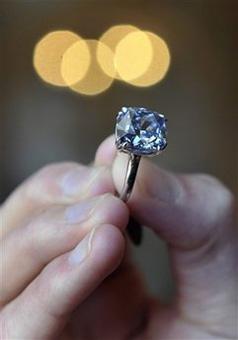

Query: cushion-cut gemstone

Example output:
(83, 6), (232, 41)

(115, 107), (167, 156)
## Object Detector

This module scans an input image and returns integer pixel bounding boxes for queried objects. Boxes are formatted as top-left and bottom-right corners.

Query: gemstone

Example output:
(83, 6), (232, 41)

(115, 107), (167, 156)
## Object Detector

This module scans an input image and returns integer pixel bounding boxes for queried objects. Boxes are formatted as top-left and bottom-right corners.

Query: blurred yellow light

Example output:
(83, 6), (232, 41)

(128, 32), (171, 87)
(68, 40), (114, 96)
(97, 24), (139, 78)
(61, 40), (90, 86)
(33, 30), (81, 86)
(114, 31), (153, 81)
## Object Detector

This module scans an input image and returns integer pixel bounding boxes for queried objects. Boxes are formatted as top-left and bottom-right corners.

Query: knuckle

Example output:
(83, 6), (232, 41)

(36, 162), (79, 176)
(24, 218), (48, 258)
(194, 173), (224, 187)
(24, 209), (65, 258)
(197, 173), (234, 200)
(193, 173), (236, 219)
(24, 162), (82, 202)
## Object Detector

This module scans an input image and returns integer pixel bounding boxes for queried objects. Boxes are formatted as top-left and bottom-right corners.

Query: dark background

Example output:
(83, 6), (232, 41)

(1, 0), (237, 300)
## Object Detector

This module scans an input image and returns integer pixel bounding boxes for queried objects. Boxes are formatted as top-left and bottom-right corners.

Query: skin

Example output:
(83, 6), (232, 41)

(0, 135), (237, 340)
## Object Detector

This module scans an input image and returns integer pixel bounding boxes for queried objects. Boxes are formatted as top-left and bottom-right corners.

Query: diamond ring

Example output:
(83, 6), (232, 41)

(115, 106), (168, 202)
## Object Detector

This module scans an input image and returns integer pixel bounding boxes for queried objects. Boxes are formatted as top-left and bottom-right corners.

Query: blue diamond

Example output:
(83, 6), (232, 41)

(115, 107), (167, 156)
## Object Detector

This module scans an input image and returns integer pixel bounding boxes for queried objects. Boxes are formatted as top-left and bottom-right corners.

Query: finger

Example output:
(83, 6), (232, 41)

(113, 153), (235, 248)
(69, 261), (150, 339)
(113, 153), (237, 336)
(95, 135), (116, 166)
(95, 136), (235, 244)
(2, 224), (125, 339)
(95, 136), (236, 246)
(95, 137), (237, 334)
(1, 194), (128, 305)
(1, 162), (114, 238)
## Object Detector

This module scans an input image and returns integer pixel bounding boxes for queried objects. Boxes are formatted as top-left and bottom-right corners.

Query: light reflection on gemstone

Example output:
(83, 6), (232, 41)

(115, 107), (167, 156)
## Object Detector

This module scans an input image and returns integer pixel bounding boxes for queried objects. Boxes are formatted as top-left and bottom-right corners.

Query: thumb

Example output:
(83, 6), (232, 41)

(112, 152), (237, 337)
(112, 152), (234, 249)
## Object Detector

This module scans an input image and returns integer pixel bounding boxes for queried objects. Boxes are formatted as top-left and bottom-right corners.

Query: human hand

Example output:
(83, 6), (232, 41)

(95, 136), (238, 340)
(0, 157), (129, 339)
(1, 135), (237, 339)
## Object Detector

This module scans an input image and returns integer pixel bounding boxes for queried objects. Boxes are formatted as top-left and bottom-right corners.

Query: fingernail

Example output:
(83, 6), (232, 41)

(68, 228), (96, 265)
(60, 167), (98, 196)
(65, 199), (96, 223)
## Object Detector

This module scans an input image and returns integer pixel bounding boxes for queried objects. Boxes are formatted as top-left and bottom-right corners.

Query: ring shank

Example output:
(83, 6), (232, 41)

(119, 153), (141, 202)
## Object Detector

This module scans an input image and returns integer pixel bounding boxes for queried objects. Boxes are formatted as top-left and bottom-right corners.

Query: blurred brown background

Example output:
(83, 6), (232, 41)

(1, 0), (237, 301)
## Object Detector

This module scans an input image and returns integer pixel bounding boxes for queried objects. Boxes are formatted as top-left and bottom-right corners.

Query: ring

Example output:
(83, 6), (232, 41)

(115, 106), (168, 202)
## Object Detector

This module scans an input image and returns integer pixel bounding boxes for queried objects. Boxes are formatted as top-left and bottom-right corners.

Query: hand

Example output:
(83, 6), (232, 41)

(0, 158), (129, 339)
(1, 136), (237, 339)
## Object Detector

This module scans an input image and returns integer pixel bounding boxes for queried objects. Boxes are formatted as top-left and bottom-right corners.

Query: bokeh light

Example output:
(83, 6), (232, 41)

(97, 24), (139, 78)
(33, 30), (81, 86)
(33, 27), (171, 94)
(114, 30), (153, 81)
(68, 40), (115, 95)
(61, 40), (91, 86)
(127, 31), (171, 87)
